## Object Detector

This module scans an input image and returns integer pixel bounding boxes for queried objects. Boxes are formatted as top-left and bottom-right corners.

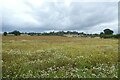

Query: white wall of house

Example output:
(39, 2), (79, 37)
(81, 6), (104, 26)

(64, 34), (84, 37)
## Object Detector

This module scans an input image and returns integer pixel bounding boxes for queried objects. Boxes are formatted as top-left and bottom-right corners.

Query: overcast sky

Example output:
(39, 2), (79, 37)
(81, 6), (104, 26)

(1, 0), (119, 33)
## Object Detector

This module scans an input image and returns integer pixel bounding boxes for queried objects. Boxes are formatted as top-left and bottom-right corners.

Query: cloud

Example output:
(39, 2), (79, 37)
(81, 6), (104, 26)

(2, 0), (118, 33)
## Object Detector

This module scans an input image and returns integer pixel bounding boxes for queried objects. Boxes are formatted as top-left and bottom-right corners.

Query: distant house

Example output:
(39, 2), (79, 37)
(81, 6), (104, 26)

(21, 34), (30, 36)
(63, 34), (84, 37)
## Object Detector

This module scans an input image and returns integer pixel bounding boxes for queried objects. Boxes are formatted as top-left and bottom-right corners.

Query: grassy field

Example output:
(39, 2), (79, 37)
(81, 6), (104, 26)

(2, 36), (118, 78)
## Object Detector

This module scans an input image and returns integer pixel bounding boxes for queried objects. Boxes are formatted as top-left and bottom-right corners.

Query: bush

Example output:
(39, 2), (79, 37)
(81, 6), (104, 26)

(113, 34), (120, 39)
(3, 32), (7, 36)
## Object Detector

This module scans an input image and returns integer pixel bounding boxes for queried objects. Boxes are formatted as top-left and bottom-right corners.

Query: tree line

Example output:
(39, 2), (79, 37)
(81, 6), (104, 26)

(3, 29), (120, 39)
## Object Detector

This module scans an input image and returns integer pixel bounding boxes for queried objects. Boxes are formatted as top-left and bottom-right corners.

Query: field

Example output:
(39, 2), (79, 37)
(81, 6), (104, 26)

(2, 36), (118, 78)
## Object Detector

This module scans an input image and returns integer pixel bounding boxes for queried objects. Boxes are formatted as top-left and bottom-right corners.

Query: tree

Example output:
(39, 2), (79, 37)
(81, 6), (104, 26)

(100, 29), (114, 38)
(99, 32), (103, 38)
(12, 30), (21, 36)
(3, 32), (7, 36)
(103, 29), (114, 35)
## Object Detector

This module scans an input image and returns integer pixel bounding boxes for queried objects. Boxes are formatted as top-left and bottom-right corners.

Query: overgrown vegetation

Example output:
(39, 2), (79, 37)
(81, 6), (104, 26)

(100, 29), (120, 39)
(2, 36), (118, 78)
(3, 29), (120, 39)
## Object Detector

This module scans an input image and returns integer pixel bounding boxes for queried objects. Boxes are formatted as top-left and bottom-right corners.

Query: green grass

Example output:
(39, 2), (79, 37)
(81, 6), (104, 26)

(2, 36), (118, 78)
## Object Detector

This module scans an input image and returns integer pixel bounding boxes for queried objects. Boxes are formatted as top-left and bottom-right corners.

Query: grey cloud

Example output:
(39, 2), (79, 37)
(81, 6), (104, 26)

(67, 2), (117, 29)
(2, 1), (118, 33)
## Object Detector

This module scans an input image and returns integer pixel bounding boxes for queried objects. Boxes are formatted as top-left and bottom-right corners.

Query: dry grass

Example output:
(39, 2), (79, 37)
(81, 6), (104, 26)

(2, 36), (118, 78)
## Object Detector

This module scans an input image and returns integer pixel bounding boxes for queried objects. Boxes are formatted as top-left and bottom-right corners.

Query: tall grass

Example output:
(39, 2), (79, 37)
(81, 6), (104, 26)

(2, 36), (118, 78)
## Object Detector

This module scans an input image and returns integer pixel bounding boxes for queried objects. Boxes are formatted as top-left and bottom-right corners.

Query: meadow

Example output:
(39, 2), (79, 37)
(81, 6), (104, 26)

(2, 36), (118, 78)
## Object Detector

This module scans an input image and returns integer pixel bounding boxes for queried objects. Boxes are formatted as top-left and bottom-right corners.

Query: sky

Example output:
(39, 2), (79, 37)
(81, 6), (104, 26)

(1, 0), (119, 34)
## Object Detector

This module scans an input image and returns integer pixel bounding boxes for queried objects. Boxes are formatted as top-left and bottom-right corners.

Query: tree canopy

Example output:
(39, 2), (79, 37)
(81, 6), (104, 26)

(10, 30), (21, 36)
(103, 29), (114, 35)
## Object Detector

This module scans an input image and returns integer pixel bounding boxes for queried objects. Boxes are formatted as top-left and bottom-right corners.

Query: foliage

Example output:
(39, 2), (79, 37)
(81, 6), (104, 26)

(9, 30), (21, 36)
(3, 32), (7, 36)
(103, 29), (114, 35)
(99, 29), (120, 39)
(113, 34), (120, 38)
(3, 29), (119, 39)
